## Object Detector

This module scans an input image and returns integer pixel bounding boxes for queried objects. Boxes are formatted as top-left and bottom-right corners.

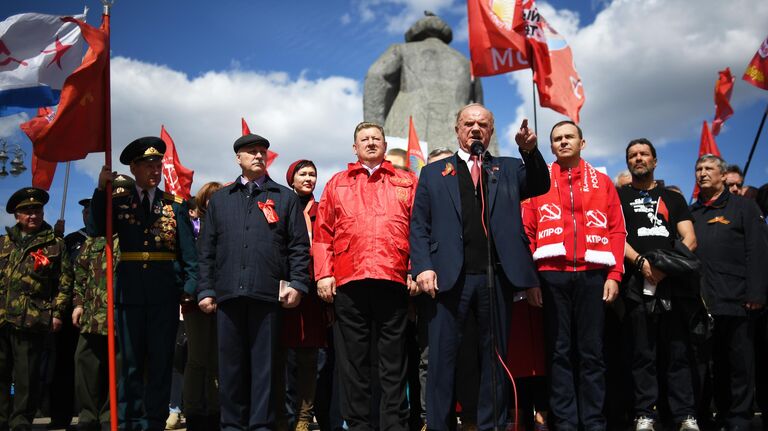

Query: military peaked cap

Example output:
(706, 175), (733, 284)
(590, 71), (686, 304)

(119, 137), (166, 165)
(6, 187), (49, 214)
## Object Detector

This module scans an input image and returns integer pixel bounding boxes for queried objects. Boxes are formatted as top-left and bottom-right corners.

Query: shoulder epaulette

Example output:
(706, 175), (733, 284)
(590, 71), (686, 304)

(163, 192), (184, 205)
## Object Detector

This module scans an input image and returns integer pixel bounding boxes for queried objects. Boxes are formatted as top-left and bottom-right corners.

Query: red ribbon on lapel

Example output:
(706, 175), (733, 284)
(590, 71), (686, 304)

(259, 199), (280, 224)
(30, 249), (50, 271)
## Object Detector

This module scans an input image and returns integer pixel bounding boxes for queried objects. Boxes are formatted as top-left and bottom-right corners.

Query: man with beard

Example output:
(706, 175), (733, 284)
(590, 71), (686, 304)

(618, 138), (700, 431)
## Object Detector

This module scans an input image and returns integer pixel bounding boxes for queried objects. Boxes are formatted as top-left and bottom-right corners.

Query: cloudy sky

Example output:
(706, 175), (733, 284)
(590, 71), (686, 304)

(1, 0), (767, 230)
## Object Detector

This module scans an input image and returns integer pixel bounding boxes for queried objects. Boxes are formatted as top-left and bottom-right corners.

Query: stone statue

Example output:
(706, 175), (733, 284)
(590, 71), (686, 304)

(364, 11), (497, 153)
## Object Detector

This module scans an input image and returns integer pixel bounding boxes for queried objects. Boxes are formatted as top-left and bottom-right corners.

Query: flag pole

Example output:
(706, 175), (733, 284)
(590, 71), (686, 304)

(743, 102), (768, 179)
(59, 162), (71, 220)
(532, 81), (539, 136)
(100, 2), (117, 431)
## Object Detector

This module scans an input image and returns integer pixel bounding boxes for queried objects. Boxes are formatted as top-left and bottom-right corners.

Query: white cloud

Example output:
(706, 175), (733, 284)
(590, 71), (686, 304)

(340, 13), (352, 25)
(0, 212), (15, 230)
(354, 0), (460, 34)
(504, 0), (768, 166)
(71, 57), (363, 195)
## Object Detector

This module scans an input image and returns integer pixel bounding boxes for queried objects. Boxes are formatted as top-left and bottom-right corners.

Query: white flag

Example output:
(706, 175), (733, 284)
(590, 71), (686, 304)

(0, 9), (86, 111)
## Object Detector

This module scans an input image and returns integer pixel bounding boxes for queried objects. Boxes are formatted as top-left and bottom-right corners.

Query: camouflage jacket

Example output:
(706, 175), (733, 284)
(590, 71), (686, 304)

(73, 236), (119, 336)
(0, 223), (73, 332)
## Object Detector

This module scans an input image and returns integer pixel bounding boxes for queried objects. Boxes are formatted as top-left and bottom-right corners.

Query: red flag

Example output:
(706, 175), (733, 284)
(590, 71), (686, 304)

(521, 0), (552, 78)
(712, 68), (734, 135)
(743, 34), (768, 90)
(406, 116), (425, 176)
(160, 126), (194, 199)
(29, 17), (108, 162)
(656, 196), (669, 223)
(692, 121), (722, 199)
(467, 0), (528, 76)
(241, 117), (278, 168)
(533, 17), (584, 123)
(19, 107), (58, 190)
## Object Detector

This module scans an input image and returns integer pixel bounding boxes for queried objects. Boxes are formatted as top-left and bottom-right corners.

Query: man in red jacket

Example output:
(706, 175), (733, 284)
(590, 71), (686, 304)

(313, 121), (419, 431)
(522, 121), (626, 431)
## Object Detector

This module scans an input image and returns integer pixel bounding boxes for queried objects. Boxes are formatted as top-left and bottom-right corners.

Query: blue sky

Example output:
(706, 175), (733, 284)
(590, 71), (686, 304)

(1, 0), (767, 231)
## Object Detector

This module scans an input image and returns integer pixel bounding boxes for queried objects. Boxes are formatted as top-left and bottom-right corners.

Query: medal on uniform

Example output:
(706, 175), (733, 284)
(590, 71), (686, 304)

(259, 199), (279, 224)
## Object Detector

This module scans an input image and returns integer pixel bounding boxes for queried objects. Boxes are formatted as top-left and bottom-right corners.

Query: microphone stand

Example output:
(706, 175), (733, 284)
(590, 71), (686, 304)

(479, 148), (501, 430)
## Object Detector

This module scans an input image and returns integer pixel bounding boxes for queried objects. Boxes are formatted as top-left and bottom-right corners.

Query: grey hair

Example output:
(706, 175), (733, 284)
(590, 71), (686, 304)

(695, 154), (728, 174)
(613, 170), (631, 187)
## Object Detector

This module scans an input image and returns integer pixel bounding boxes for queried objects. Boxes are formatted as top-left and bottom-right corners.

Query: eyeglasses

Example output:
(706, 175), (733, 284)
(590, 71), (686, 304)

(639, 190), (653, 204)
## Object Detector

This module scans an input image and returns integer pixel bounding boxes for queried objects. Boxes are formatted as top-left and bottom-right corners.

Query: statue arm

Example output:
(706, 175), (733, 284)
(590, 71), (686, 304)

(471, 76), (484, 104)
(363, 44), (402, 125)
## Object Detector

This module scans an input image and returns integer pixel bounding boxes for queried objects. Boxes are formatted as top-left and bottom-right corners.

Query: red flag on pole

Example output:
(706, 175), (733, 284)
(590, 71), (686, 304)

(531, 7), (584, 123)
(29, 17), (108, 162)
(160, 126), (194, 199)
(467, 0), (528, 76)
(241, 117), (278, 168)
(692, 121), (722, 199)
(712, 68), (734, 135)
(521, 0), (552, 79)
(19, 107), (58, 190)
(743, 34), (768, 90)
(406, 116), (425, 176)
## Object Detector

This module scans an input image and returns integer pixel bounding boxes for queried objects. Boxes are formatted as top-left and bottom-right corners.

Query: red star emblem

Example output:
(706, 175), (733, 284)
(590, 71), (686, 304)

(41, 35), (74, 69)
(0, 40), (28, 67)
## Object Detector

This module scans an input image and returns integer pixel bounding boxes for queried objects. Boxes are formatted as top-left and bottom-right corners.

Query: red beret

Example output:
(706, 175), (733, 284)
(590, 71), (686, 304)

(285, 159), (310, 188)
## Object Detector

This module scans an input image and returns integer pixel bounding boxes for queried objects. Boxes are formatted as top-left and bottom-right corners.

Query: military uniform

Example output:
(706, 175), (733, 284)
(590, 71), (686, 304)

(0, 188), (73, 431)
(90, 140), (197, 431)
(48, 198), (92, 428)
(73, 234), (120, 430)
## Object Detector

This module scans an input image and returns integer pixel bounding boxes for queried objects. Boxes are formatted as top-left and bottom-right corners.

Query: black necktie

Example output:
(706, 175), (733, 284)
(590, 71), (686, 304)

(141, 190), (150, 219)
(246, 181), (256, 196)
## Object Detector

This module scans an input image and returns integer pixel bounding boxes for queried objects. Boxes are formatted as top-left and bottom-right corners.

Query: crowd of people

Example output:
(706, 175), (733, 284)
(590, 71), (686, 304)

(0, 103), (767, 431)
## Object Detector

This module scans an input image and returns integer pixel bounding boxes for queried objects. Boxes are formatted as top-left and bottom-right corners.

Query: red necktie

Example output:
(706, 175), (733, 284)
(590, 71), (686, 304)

(470, 154), (481, 188)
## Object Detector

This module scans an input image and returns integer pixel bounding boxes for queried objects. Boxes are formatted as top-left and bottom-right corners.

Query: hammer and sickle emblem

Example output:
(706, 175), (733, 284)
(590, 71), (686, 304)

(585, 210), (608, 228)
(539, 203), (561, 222)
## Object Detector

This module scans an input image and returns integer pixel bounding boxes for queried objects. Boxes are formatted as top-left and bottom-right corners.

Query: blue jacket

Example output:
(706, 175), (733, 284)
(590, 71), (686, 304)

(409, 150), (550, 291)
(197, 176), (310, 304)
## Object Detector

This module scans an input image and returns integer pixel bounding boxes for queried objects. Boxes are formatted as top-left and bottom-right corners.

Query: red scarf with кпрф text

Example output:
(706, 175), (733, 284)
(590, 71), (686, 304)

(530, 159), (615, 266)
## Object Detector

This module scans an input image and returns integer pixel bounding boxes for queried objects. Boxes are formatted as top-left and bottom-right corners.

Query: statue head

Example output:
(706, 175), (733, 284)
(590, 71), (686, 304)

(405, 11), (452, 44)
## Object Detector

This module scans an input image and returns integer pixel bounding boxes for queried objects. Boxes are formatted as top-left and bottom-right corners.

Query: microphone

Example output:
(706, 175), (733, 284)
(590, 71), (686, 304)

(469, 140), (485, 158)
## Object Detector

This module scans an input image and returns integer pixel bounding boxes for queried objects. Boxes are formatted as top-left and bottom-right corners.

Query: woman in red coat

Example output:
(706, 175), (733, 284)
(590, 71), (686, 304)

(275, 160), (329, 431)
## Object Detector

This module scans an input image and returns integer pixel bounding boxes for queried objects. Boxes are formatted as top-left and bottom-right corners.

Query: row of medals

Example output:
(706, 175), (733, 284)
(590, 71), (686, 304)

(116, 202), (176, 249)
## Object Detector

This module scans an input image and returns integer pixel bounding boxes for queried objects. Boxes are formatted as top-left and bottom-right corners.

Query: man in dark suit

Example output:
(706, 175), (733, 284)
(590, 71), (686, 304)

(410, 103), (550, 430)
(689, 154), (768, 431)
(197, 134), (310, 431)
(91, 137), (198, 431)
